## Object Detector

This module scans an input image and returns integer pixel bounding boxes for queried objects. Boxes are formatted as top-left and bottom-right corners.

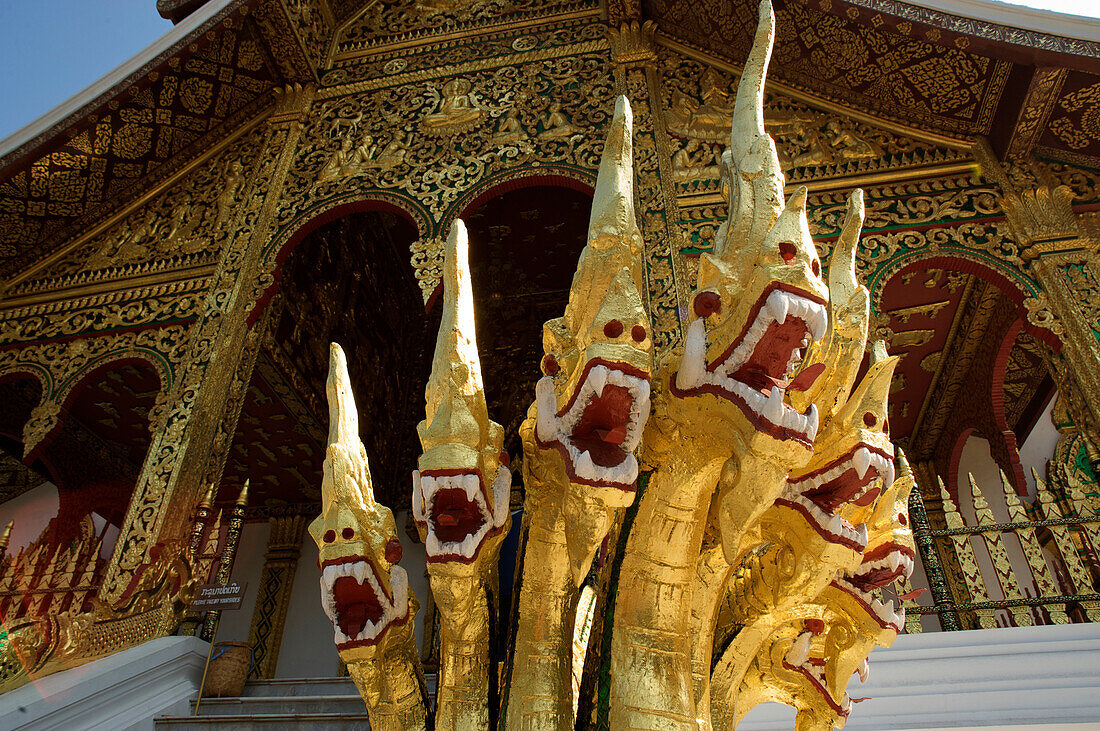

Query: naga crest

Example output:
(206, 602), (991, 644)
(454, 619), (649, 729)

(413, 220), (511, 571)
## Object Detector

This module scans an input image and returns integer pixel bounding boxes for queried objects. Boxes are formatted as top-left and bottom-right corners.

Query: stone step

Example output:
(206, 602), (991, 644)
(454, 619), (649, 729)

(155, 711), (371, 730)
(240, 676), (360, 698)
(186, 693), (368, 716)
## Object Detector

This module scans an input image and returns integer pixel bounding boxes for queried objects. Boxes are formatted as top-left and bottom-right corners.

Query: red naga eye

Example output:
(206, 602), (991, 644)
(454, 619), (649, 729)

(385, 539), (403, 564)
(604, 320), (624, 338)
(323, 530), (336, 544)
(863, 412), (877, 427)
(542, 354), (560, 375)
(499, 449), (511, 467)
(342, 527), (355, 540)
(694, 291), (721, 317)
(898, 513), (908, 527)
(812, 260), (821, 276)
(779, 241), (797, 262)
(631, 325), (647, 342)
(805, 618), (825, 634)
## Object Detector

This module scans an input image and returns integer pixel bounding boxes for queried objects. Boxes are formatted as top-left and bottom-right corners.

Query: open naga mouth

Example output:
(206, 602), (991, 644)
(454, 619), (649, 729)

(536, 359), (650, 489)
(412, 468), (510, 563)
(776, 446), (893, 550)
(782, 633), (852, 719)
(833, 542), (914, 632)
(320, 558), (409, 648)
(675, 286), (827, 444)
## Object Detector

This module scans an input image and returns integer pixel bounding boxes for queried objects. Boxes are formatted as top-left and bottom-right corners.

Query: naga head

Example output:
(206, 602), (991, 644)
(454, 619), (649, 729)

(310, 344), (414, 669)
(772, 350), (898, 560)
(532, 95), (653, 584)
(828, 448), (916, 638)
(755, 452), (916, 727)
(737, 620), (853, 730)
(413, 220), (511, 574)
(673, 1), (831, 467)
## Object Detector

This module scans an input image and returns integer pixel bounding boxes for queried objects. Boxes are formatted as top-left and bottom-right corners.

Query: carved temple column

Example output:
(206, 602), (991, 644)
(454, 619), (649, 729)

(247, 513), (310, 678)
(975, 143), (1100, 449)
(100, 85), (317, 602)
(608, 18), (689, 351)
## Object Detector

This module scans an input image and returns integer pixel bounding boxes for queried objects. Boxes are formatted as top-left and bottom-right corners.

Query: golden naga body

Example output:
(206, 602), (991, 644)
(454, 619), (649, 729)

(310, 2), (909, 728)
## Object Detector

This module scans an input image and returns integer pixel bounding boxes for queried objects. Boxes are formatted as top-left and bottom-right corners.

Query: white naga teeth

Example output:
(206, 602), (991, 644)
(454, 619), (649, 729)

(676, 290), (828, 442)
(768, 289), (790, 325)
(854, 447), (873, 479)
(320, 561), (409, 647)
(536, 376), (557, 442)
(589, 364), (609, 397)
(786, 631), (813, 666)
(765, 385), (785, 423)
(411, 470), (424, 522)
(416, 470), (510, 559)
(538, 361), (650, 487)
(677, 318), (708, 392)
(858, 658), (869, 684)
(492, 465), (511, 528)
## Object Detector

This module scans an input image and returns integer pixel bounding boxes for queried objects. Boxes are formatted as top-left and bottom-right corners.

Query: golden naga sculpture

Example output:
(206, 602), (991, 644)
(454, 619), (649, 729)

(311, 2), (908, 728)
(308, 344), (429, 731)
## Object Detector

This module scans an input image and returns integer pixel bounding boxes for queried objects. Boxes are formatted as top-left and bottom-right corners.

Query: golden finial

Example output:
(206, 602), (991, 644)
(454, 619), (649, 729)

(236, 479), (250, 508)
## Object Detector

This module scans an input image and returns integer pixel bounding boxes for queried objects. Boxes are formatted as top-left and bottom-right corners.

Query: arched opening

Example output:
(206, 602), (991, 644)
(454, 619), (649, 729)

(0, 375), (56, 555)
(210, 183), (594, 678)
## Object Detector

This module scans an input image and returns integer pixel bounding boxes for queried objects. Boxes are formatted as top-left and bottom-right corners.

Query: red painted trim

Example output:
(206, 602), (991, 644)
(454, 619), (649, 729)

(947, 426), (976, 506)
(990, 317), (1030, 494)
(458, 174), (594, 219)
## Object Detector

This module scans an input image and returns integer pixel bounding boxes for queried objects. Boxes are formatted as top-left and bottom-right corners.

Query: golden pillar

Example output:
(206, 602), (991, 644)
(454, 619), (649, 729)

(100, 84), (317, 602)
(247, 514), (310, 679)
(976, 143), (1100, 446)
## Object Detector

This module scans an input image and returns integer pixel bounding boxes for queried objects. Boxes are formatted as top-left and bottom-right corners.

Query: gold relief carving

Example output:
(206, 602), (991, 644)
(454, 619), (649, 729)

(607, 20), (657, 65)
(20, 401), (62, 460)
(103, 115), (306, 599)
(1007, 68), (1067, 160)
(1023, 292), (1066, 337)
(1049, 78), (1100, 151)
(334, 0), (600, 55)
(8, 126), (265, 291)
(276, 52), (613, 236)
(421, 78), (486, 134)
(1000, 184), (1087, 261)
(410, 236), (445, 303)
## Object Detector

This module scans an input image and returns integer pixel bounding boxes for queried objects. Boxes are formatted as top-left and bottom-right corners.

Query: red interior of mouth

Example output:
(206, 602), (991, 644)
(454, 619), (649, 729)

(429, 487), (486, 543)
(802, 467), (878, 513)
(731, 318), (808, 393)
(333, 574), (384, 639)
(571, 384), (633, 467)
(849, 563), (905, 593)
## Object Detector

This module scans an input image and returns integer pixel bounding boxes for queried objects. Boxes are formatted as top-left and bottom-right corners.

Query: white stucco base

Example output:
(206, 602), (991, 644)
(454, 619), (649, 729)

(0, 623), (1097, 729)
(739, 622), (1100, 730)
(0, 635), (208, 731)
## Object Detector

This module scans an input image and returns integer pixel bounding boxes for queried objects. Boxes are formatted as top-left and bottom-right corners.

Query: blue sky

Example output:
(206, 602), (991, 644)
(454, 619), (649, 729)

(0, 0), (1097, 143)
(0, 1), (171, 141)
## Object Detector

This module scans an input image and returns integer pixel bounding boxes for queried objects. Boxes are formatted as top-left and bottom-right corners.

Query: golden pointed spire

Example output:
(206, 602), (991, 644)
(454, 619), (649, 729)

(422, 219), (489, 452)
(327, 342), (361, 449)
(200, 482), (215, 510)
(586, 95), (643, 260)
(716, 0), (784, 258)
(562, 95), (647, 338)
(236, 479), (250, 508)
(325, 342), (376, 508)
(0, 521), (12, 557)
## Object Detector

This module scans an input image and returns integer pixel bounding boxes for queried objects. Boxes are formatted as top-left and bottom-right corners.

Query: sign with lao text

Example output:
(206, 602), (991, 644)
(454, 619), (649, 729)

(191, 582), (247, 611)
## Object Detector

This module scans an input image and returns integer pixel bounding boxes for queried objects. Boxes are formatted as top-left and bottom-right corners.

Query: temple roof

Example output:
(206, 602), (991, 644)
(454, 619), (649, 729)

(0, 0), (1098, 284)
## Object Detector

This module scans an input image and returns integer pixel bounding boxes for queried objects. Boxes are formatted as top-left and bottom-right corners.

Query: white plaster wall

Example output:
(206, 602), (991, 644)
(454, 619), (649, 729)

(395, 510), (430, 651)
(1018, 392), (1059, 499)
(275, 532), (341, 678)
(0, 480), (58, 552)
(215, 520), (271, 645)
(954, 435), (1046, 626)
